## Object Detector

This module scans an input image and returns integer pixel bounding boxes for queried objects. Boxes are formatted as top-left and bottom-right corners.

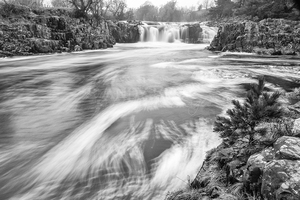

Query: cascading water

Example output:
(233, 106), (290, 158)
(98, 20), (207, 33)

(139, 22), (181, 43)
(201, 25), (218, 43)
(139, 22), (217, 43)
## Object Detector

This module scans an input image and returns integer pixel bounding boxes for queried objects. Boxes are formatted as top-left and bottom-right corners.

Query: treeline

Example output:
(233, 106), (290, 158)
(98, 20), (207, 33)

(1, 0), (300, 21)
(210, 0), (300, 20)
(0, 0), (214, 21)
(133, 0), (213, 22)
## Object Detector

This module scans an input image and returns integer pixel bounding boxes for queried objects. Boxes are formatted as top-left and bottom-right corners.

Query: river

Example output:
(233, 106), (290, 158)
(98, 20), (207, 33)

(0, 41), (300, 200)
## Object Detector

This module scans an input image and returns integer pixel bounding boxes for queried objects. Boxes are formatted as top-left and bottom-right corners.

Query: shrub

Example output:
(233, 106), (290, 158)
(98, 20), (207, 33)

(214, 77), (283, 145)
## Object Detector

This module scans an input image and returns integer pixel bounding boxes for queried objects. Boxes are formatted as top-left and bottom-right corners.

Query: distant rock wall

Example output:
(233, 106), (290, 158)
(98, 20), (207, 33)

(108, 21), (140, 43)
(208, 18), (300, 56)
(180, 23), (204, 43)
(0, 5), (140, 57)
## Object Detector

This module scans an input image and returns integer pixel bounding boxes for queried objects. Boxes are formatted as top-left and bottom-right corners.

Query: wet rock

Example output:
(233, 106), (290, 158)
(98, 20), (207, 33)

(274, 136), (300, 160)
(74, 45), (82, 51)
(262, 160), (300, 200)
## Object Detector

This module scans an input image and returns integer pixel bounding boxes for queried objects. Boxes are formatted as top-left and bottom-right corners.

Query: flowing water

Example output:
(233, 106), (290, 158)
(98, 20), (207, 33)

(1, 37), (300, 200)
(138, 22), (217, 43)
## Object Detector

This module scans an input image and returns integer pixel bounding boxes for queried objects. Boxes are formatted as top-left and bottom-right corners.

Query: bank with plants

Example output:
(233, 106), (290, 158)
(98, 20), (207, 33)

(166, 77), (300, 200)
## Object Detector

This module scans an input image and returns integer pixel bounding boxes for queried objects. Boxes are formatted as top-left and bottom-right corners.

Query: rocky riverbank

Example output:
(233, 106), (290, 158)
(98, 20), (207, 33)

(208, 18), (300, 56)
(166, 86), (300, 200)
(0, 4), (140, 57)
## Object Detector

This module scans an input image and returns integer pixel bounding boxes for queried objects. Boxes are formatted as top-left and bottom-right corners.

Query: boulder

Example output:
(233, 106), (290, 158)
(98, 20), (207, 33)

(262, 160), (300, 200)
(247, 147), (276, 170)
(274, 136), (300, 160)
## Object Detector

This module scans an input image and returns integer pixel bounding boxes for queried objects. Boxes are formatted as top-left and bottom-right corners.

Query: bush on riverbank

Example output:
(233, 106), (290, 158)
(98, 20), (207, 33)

(214, 77), (283, 145)
(166, 78), (300, 200)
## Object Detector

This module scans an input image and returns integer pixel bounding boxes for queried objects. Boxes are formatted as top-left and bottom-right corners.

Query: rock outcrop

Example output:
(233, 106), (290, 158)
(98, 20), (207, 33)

(208, 18), (300, 55)
(181, 23), (204, 43)
(183, 133), (300, 200)
(0, 5), (116, 57)
(108, 21), (140, 43)
(0, 4), (141, 57)
(244, 136), (300, 200)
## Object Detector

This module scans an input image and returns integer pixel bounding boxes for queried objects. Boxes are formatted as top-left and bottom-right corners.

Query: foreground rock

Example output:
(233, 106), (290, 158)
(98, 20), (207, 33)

(168, 133), (300, 200)
(208, 18), (300, 55)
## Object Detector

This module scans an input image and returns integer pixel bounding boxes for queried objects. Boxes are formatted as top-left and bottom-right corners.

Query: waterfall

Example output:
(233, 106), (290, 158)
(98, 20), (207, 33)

(139, 22), (181, 43)
(201, 25), (218, 43)
(138, 22), (217, 44)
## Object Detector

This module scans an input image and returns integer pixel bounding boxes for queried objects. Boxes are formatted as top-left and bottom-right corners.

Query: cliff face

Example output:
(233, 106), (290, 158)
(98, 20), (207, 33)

(208, 18), (300, 56)
(0, 4), (140, 57)
(180, 23), (204, 43)
(108, 21), (140, 43)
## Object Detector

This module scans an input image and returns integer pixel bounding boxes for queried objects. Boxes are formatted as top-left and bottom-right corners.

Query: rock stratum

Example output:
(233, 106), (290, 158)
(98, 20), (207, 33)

(0, 4), (140, 57)
(208, 18), (300, 56)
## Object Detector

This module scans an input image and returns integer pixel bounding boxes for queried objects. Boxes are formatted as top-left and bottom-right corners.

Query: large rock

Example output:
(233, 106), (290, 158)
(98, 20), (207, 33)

(247, 147), (276, 170)
(274, 136), (300, 160)
(208, 18), (300, 55)
(262, 160), (300, 200)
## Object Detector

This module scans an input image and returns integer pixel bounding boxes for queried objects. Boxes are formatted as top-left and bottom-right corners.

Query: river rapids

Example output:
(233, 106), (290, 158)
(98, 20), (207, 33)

(0, 41), (300, 200)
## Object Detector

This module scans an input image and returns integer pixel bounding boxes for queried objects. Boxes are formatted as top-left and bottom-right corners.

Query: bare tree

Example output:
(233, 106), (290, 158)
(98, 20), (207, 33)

(203, 0), (209, 9)
(108, 0), (126, 19)
(3, 0), (44, 7)
(51, 0), (70, 7)
(68, 0), (94, 17)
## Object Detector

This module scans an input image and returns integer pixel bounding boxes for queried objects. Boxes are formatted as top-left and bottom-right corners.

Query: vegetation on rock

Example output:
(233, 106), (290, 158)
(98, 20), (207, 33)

(214, 77), (283, 145)
(167, 78), (300, 200)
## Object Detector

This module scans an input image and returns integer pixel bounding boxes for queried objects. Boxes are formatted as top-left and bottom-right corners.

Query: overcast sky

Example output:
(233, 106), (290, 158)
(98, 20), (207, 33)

(45, 0), (203, 9)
